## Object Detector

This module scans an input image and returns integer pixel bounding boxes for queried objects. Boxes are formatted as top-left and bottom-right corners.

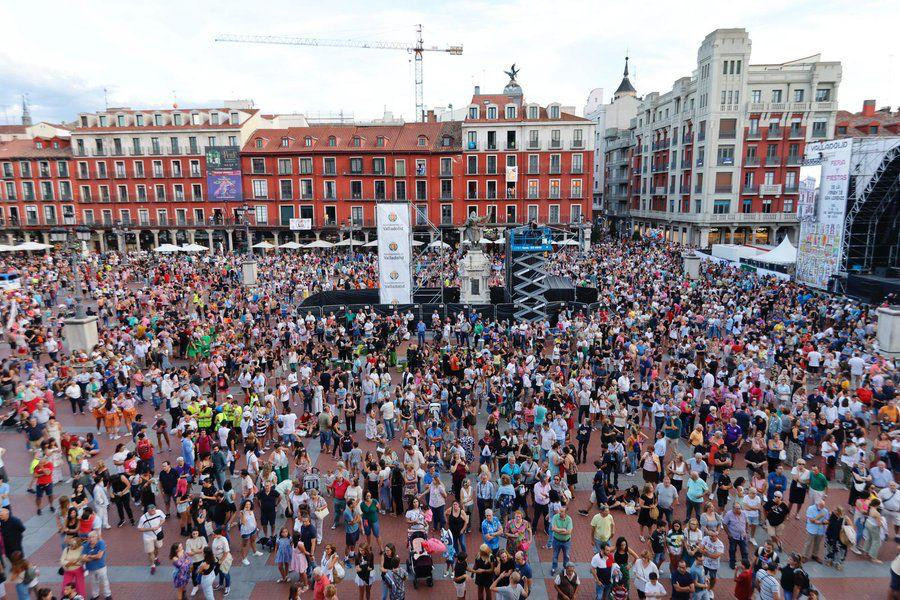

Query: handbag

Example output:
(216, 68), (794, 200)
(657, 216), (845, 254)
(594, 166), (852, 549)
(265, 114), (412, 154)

(839, 522), (855, 546)
(314, 505), (330, 520)
(332, 561), (346, 582)
(156, 530), (165, 541)
(649, 506), (660, 520)
(778, 449), (787, 461)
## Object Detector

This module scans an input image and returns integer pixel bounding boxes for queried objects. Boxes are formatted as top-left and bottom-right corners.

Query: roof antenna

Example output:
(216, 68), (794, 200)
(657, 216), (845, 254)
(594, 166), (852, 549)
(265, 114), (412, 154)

(103, 88), (109, 111)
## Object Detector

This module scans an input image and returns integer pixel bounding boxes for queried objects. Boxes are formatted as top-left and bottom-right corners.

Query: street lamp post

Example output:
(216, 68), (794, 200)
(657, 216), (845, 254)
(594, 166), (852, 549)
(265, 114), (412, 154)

(239, 204), (258, 285)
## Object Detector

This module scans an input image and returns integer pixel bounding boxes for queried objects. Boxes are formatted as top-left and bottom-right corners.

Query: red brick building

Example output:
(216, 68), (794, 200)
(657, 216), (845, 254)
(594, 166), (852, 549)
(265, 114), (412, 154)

(239, 120), (462, 243)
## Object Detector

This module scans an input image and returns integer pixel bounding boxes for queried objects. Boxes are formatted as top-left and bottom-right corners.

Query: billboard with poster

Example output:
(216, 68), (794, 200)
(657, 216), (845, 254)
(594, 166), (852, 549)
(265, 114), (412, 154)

(795, 139), (852, 289)
(205, 146), (242, 202)
(376, 203), (412, 304)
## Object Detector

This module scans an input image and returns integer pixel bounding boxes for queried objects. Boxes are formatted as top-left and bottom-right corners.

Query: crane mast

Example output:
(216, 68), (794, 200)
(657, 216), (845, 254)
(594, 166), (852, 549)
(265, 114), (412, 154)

(215, 25), (462, 122)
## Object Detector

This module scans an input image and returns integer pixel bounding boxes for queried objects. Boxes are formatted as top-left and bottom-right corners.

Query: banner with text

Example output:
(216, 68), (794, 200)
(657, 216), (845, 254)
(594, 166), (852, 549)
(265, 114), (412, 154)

(795, 138), (852, 289)
(376, 203), (412, 304)
(205, 146), (242, 202)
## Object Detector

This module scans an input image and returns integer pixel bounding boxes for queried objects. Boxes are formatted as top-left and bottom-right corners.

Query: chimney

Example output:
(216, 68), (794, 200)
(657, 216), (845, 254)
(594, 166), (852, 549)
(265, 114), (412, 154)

(425, 110), (436, 123)
(862, 99), (876, 117)
(474, 85), (481, 95)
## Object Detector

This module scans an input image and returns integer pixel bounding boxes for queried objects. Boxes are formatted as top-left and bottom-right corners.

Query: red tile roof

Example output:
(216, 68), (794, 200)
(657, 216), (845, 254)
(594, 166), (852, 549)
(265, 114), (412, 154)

(0, 139), (72, 159)
(835, 108), (900, 137)
(242, 122), (461, 153)
(0, 125), (27, 135)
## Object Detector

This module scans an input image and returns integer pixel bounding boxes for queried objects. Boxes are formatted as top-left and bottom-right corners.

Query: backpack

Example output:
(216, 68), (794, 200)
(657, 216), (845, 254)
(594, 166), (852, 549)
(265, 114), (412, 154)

(137, 439), (153, 460)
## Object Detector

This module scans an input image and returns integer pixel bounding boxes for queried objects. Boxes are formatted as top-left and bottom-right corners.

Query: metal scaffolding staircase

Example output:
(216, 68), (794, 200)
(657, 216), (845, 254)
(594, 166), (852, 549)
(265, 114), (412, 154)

(506, 226), (553, 322)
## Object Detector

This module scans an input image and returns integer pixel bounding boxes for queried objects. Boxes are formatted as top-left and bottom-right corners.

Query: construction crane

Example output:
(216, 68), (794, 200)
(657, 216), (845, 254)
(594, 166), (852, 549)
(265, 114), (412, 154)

(215, 25), (463, 122)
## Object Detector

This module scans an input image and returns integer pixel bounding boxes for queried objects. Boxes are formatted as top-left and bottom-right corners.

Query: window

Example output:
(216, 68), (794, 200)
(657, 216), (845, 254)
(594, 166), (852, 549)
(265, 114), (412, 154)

(394, 159), (406, 177)
(487, 106), (497, 119)
(440, 157), (452, 176)
(468, 107), (478, 119)
(771, 89), (783, 103)
(573, 129), (583, 148)
(812, 121), (827, 138)
(135, 114), (144, 126)
(210, 112), (219, 125)
(350, 181), (362, 199)
(324, 181), (336, 200)
(293, 157), (311, 175)
(373, 180), (386, 200)
(466, 131), (477, 150)
(440, 180), (452, 200)
(528, 106), (539, 119)
(571, 180), (582, 198)
(836, 126), (848, 135)
(713, 199), (730, 214)
(549, 180), (560, 199)
(571, 154), (583, 173)
(527, 155), (539, 174)
(486, 181), (497, 199)
(299, 179), (312, 199)
(414, 204), (428, 225)
(304, 137), (312, 146)
(467, 181), (478, 200)
(486, 155), (497, 175)
(395, 181), (406, 201)
(441, 135), (452, 147)
(417, 136), (427, 147)
(255, 139), (263, 149)
(191, 113), (200, 125)
(548, 205), (560, 224)
(351, 136), (361, 147)
(441, 204), (453, 225)
(251, 158), (265, 174)
(794, 89), (805, 102)
(153, 114), (163, 126)
(279, 180), (293, 200)
(549, 154), (561, 174)
(252, 180), (268, 199)
(528, 180), (539, 199)
(373, 158), (385, 175)
(375, 136), (385, 147)
(415, 180), (427, 200)
(570, 204), (582, 223)
(254, 205), (268, 225)
(550, 129), (561, 149)
(415, 159), (426, 176)
(280, 137), (290, 147)
(742, 198), (752, 213)
(350, 158), (363, 174)
(548, 105), (560, 119)
(327, 136), (336, 147)
(323, 157), (336, 175)
(815, 88), (831, 102)
(751, 90), (761, 103)
(230, 112), (239, 125)
(869, 125), (879, 134)
(505, 105), (516, 119)
(527, 204), (538, 222)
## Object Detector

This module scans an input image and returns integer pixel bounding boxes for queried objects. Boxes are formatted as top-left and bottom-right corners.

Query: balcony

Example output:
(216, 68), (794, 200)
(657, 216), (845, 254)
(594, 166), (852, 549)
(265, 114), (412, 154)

(719, 131), (736, 140)
(759, 184), (782, 196)
(744, 156), (760, 167)
(682, 134), (693, 144)
(746, 130), (762, 140)
(653, 186), (666, 195)
(571, 167), (584, 174)
(440, 169), (453, 177)
(743, 184), (759, 194)
(113, 170), (129, 179)
(111, 148), (125, 157)
(716, 157), (735, 166)
(527, 141), (540, 150)
(570, 141), (584, 150)
(764, 156), (781, 166)
(812, 129), (827, 139)
(549, 140), (561, 149)
(697, 132), (706, 142)
(786, 156), (802, 166)
(714, 185), (733, 193)
(149, 146), (163, 156)
(679, 184), (691, 194)
(549, 167), (561, 175)
(93, 149), (106, 157)
(130, 148), (144, 156)
(784, 184), (799, 193)
(789, 127), (804, 139)
(190, 169), (202, 178)
(506, 141), (517, 150)
(169, 146), (183, 156)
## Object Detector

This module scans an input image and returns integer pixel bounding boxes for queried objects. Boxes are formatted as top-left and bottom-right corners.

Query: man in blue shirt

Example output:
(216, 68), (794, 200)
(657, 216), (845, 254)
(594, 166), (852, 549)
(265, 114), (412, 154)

(83, 530), (111, 600)
(481, 509), (502, 552)
(416, 320), (427, 346)
(766, 465), (787, 502)
(802, 498), (829, 562)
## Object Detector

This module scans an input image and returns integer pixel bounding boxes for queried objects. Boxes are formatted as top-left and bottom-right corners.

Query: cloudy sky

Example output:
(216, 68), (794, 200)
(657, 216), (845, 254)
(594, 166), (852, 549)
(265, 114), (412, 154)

(1, 0), (897, 125)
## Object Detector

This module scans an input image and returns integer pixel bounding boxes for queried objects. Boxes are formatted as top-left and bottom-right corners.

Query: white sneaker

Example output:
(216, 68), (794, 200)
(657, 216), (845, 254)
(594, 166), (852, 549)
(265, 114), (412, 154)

(242, 558), (250, 565)
(224, 588), (230, 596)
(254, 550), (264, 556)
(191, 588), (199, 597)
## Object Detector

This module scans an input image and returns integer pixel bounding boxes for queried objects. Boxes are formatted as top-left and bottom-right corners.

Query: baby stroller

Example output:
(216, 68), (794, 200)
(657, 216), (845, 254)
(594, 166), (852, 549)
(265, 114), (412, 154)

(406, 531), (434, 588)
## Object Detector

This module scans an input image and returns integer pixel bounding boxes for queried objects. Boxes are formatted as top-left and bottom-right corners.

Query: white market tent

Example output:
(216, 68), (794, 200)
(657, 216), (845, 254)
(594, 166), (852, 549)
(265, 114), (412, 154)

(0, 244), (17, 252)
(303, 240), (335, 249)
(153, 243), (181, 253)
(555, 238), (580, 246)
(427, 240), (451, 249)
(278, 241), (304, 250)
(15, 241), (52, 251)
(179, 243), (208, 252)
(362, 239), (379, 247)
(334, 238), (363, 247)
(411, 239), (424, 247)
(252, 241), (276, 249)
(754, 237), (797, 265)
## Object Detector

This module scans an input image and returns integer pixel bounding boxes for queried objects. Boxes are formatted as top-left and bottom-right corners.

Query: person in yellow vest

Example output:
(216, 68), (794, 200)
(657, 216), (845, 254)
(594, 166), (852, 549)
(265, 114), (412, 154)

(197, 401), (214, 433)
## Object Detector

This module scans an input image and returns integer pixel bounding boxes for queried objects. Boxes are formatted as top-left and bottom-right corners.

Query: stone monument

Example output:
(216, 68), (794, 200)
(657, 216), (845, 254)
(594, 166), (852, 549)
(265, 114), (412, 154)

(683, 252), (701, 280)
(460, 212), (491, 304)
(241, 259), (258, 286)
(63, 315), (99, 353)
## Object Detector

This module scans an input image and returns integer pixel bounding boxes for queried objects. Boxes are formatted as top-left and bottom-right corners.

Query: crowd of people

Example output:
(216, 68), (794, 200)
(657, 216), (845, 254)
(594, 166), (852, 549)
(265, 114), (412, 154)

(0, 236), (896, 600)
